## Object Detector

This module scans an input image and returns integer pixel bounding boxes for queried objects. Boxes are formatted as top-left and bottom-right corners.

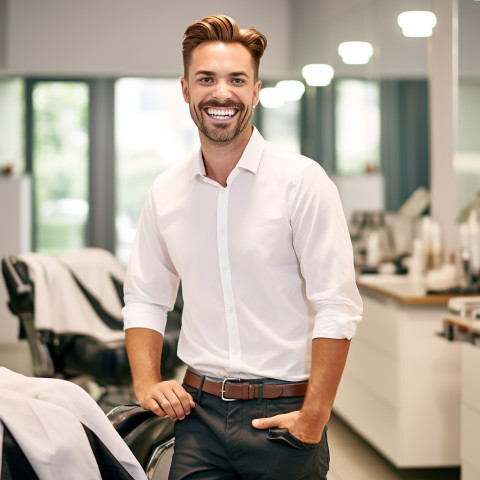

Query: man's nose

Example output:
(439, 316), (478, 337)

(212, 80), (231, 100)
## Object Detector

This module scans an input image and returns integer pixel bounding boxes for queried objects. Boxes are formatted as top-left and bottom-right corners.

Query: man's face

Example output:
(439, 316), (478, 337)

(181, 41), (261, 144)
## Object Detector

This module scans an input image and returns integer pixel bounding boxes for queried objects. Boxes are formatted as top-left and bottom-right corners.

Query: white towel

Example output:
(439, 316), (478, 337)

(0, 367), (147, 480)
(57, 248), (127, 319)
(18, 248), (126, 342)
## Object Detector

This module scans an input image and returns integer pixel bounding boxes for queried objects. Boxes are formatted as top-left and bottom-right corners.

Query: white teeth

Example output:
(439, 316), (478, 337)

(207, 108), (236, 119)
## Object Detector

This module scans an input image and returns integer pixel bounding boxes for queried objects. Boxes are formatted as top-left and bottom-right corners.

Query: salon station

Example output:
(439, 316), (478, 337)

(1, 1), (480, 479)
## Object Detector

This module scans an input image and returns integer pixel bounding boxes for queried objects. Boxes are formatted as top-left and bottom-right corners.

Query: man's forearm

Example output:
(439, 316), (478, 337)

(251, 336), (350, 442)
(299, 337), (350, 430)
(125, 327), (163, 395)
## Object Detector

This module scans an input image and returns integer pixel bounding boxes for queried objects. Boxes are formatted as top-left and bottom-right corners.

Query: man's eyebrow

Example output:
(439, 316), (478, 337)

(194, 70), (216, 77)
(193, 70), (249, 77)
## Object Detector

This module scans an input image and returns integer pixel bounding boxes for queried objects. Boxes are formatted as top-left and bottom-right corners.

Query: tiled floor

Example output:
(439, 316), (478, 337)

(327, 413), (460, 480)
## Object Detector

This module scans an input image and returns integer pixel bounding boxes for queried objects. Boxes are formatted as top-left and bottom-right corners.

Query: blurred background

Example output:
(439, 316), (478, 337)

(1, 1), (480, 478)
(2, 0), (478, 266)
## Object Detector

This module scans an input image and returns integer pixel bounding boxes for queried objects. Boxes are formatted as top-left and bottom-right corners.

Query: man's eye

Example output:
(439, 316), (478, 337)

(200, 78), (213, 84)
(232, 78), (245, 84)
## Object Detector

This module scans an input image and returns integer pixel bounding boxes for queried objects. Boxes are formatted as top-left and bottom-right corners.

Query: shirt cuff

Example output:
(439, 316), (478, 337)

(312, 313), (362, 340)
(122, 302), (168, 335)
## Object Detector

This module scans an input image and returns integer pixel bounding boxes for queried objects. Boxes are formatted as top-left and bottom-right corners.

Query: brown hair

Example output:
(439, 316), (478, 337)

(182, 14), (267, 80)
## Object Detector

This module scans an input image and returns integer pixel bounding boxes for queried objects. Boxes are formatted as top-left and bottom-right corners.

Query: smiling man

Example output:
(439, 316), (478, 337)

(184, 42), (255, 145)
(123, 14), (362, 480)
(180, 32), (262, 186)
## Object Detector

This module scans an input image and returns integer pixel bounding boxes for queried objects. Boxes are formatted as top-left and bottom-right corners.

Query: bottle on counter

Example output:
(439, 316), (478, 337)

(468, 210), (480, 289)
(409, 237), (426, 283)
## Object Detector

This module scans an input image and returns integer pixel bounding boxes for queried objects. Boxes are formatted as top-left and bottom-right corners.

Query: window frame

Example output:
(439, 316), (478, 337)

(25, 77), (116, 252)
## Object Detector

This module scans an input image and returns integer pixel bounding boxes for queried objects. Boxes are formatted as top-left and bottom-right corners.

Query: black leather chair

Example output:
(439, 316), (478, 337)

(1, 249), (183, 407)
(108, 404), (175, 479)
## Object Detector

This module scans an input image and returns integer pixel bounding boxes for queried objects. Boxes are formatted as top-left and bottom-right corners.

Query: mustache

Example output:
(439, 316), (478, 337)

(199, 100), (244, 110)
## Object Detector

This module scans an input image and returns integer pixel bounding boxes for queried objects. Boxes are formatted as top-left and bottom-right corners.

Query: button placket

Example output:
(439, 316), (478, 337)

(216, 186), (242, 373)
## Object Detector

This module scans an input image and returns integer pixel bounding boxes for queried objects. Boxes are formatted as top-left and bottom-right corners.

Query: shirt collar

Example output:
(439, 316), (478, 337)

(191, 126), (265, 180)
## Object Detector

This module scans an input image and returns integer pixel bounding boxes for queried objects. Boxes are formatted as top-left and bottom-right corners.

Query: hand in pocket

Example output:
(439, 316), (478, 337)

(267, 427), (318, 451)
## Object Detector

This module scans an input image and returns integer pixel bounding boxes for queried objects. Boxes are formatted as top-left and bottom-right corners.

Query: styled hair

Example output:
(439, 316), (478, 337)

(182, 14), (267, 80)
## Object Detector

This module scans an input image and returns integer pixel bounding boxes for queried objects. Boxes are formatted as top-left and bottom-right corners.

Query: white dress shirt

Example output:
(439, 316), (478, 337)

(124, 127), (362, 381)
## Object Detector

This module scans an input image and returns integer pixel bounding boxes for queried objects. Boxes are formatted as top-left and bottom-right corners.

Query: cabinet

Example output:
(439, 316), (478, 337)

(334, 275), (461, 467)
(442, 315), (480, 480)
(460, 343), (480, 480)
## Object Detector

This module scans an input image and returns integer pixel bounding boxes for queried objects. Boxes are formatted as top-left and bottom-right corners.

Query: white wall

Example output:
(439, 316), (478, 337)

(332, 173), (385, 224)
(3, 0), (292, 78)
(0, 0), (6, 71)
(2, 0), (480, 80)
(290, 0), (480, 79)
(291, 0), (429, 79)
(459, 0), (480, 79)
(0, 176), (31, 343)
(1, 0), (431, 79)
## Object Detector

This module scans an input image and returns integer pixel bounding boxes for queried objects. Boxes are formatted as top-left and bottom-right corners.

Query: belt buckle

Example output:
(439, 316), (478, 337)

(221, 377), (242, 401)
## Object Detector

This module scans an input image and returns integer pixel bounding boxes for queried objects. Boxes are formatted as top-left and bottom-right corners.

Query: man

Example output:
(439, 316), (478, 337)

(124, 13), (362, 480)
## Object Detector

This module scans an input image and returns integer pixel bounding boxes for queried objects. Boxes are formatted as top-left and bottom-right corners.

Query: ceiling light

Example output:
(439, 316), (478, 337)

(259, 87), (284, 109)
(338, 41), (373, 65)
(397, 11), (437, 37)
(302, 64), (335, 87)
(275, 80), (305, 101)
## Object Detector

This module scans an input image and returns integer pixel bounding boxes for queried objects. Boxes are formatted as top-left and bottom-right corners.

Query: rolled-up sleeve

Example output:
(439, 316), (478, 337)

(289, 163), (363, 340)
(123, 184), (180, 335)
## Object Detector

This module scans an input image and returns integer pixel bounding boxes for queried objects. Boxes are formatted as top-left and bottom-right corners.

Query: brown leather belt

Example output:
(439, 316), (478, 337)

(183, 370), (308, 401)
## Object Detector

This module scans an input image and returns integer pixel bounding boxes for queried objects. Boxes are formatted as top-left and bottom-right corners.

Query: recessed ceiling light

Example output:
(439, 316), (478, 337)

(397, 11), (437, 37)
(302, 64), (335, 87)
(259, 87), (284, 109)
(338, 42), (373, 65)
(275, 80), (306, 101)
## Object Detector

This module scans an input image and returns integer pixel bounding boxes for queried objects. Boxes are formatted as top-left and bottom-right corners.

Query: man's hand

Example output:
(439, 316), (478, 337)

(126, 329), (195, 421)
(137, 379), (195, 421)
(252, 338), (349, 444)
(252, 410), (325, 444)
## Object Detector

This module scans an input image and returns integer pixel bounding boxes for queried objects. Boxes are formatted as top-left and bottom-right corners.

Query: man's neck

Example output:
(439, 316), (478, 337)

(200, 125), (254, 187)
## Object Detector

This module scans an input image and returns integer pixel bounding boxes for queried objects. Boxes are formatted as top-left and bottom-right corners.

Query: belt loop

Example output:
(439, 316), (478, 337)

(257, 383), (264, 405)
(242, 383), (249, 401)
(197, 375), (205, 401)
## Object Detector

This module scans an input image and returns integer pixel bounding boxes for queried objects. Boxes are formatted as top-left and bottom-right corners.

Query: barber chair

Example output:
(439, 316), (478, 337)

(108, 404), (175, 480)
(1, 248), (183, 410)
(0, 366), (175, 480)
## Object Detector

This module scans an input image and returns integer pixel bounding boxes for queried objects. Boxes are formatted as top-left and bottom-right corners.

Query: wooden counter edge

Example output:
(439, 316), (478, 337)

(357, 280), (470, 306)
(444, 314), (480, 336)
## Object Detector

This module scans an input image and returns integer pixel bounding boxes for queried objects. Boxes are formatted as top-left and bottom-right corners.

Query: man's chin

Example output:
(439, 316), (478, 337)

(205, 133), (236, 144)
(201, 125), (238, 144)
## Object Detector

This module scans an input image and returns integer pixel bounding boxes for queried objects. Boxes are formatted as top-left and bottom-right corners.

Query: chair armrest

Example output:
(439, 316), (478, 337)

(107, 404), (155, 438)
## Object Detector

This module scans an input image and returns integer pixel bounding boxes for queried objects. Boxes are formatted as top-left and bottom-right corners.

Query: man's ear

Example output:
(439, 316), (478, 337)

(253, 80), (262, 107)
(180, 77), (189, 103)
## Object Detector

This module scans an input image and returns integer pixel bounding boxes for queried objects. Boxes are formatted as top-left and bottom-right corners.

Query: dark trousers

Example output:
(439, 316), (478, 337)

(168, 383), (329, 480)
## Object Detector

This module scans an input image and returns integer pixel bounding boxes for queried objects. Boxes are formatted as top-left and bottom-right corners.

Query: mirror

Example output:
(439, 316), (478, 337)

(456, 0), (480, 216)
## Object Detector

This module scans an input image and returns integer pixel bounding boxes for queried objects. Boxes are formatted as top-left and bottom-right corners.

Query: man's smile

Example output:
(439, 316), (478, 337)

(205, 107), (239, 121)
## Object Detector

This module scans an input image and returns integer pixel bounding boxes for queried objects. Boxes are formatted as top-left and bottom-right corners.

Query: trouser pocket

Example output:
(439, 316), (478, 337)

(267, 427), (318, 451)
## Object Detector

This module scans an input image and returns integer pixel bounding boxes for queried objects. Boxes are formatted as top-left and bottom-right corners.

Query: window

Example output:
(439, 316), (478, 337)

(115, 78), (199, 264)
(335, 79), (380, 175)
(258, 99), (301, 154)
(20, 76), (382, 258)
(30, 81), (90, 253)
(455, 81), (480, 212)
